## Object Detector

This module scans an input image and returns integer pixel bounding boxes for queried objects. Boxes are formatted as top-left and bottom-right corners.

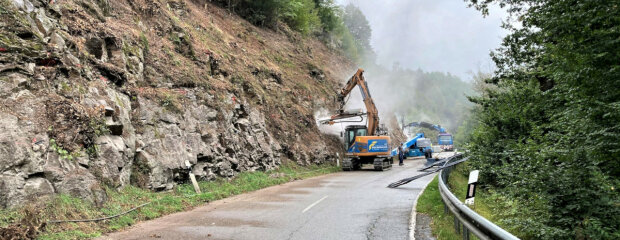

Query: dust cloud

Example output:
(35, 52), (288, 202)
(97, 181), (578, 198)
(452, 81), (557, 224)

(336, 0), (507, 81)
(326, 1), (506, 134)
(314, 108), (349, 136)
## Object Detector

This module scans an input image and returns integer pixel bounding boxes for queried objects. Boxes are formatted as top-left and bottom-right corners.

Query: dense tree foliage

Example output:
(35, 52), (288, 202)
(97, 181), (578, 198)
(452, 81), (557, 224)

(313, 0), (341, 32)
(463, 0), (620, 239)
(342, 4), (374, 59)
(214, 0), (320, 33)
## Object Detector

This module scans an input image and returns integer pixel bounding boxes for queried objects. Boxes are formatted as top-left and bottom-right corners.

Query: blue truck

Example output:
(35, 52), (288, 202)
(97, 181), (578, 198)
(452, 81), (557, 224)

(437, 132), (454, 151)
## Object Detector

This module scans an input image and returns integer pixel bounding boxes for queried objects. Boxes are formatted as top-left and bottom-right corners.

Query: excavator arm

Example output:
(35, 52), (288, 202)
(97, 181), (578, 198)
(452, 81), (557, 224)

(335, 69), (380, 135)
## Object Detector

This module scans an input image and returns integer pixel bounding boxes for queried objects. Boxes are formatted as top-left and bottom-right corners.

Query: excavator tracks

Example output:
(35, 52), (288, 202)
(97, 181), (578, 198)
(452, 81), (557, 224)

(342, 158), (361, 171)
(342, 158), (389, 171)
(373, 158), (392, 171)
(342, 158), (353, 171)
(342, 158), (392, 171)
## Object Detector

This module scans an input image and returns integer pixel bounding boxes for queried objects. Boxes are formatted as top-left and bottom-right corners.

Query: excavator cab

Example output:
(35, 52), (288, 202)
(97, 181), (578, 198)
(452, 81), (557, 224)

(344, 125), (368, 151)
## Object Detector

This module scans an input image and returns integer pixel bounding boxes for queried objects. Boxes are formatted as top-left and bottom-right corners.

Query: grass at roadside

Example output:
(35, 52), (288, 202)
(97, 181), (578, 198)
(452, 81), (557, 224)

(416, 163), (504, 240)
(0, 162), (340, 240)
(417, 176), (462, 240)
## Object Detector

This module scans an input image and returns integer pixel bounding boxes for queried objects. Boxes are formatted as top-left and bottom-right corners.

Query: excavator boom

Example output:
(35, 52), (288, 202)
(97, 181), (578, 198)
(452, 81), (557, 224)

(335, 69), (380, 135)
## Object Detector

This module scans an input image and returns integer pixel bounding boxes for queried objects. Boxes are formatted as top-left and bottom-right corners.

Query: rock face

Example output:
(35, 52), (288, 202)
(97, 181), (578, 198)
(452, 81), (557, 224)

(0, 0), (349, 208)
(130, 97), (282, 190)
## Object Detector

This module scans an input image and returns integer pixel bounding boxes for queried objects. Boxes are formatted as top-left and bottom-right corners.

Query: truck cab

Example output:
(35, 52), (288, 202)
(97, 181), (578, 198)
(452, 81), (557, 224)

(438, 133), (454, 151)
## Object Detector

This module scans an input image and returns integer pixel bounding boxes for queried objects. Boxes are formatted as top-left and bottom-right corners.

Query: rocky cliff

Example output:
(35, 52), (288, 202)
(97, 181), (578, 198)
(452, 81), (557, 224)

(0, 0), (352, 208)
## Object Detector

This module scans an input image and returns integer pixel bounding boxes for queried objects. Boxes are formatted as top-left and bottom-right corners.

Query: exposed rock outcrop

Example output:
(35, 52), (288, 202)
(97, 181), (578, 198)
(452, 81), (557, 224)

(0, 0), (350, 208)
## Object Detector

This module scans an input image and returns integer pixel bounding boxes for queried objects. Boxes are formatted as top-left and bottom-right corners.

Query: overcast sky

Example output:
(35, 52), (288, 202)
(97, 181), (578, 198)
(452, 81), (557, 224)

(336, 0), (508, 81)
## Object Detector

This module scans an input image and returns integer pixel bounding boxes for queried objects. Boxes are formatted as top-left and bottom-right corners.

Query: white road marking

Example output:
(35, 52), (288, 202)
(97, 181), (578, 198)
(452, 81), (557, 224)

(302, 196), (328, 213)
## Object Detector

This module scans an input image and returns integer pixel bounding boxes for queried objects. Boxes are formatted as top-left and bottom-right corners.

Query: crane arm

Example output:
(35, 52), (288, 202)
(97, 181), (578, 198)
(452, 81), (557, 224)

(404, 121), (446, 133)
(336, 69), (380, 136)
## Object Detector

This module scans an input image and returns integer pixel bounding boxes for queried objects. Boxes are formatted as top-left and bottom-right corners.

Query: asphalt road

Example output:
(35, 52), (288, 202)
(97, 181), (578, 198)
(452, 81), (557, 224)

(101, 155), (451, 240)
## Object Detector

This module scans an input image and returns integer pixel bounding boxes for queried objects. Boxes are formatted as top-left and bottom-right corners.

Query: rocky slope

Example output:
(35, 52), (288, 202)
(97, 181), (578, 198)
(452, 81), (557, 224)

(0, 0), (353, 208)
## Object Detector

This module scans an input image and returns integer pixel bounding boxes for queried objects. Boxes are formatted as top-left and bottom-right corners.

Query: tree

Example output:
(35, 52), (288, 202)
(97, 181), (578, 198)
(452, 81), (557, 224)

(343, 4), (374, 57)
(464, 0), (620, 239)
(279, 0), (321, 35)
(313, 0), (342, 32)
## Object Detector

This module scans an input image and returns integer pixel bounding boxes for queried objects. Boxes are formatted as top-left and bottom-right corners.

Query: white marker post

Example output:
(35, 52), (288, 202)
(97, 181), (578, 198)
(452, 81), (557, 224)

(336, 153), (340, 167)
(464, 170), (479, 206)
(185, 160), (201, 194)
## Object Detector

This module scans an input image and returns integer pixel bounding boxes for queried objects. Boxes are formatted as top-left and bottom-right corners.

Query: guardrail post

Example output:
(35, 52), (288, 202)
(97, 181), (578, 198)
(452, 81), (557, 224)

(463, 227), (470, 240)
(454, 215), (460, 233)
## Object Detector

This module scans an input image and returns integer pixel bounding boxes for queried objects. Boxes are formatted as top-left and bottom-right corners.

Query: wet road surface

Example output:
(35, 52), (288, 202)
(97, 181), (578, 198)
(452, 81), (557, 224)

(101, 155), (448, 240)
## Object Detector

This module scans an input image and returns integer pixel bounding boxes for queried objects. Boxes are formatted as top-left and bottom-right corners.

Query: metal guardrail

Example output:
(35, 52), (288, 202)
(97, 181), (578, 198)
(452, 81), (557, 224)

(438, 157), (520, 240)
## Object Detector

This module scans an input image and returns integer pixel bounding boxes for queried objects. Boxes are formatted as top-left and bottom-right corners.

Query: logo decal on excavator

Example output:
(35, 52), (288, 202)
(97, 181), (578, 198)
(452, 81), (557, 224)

(368, 140), (388, 152)
(369, 141), (377, 150)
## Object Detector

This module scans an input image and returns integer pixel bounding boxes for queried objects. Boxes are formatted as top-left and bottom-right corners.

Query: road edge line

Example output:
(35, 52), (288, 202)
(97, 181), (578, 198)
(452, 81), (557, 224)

(409, 173), (437, 240)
